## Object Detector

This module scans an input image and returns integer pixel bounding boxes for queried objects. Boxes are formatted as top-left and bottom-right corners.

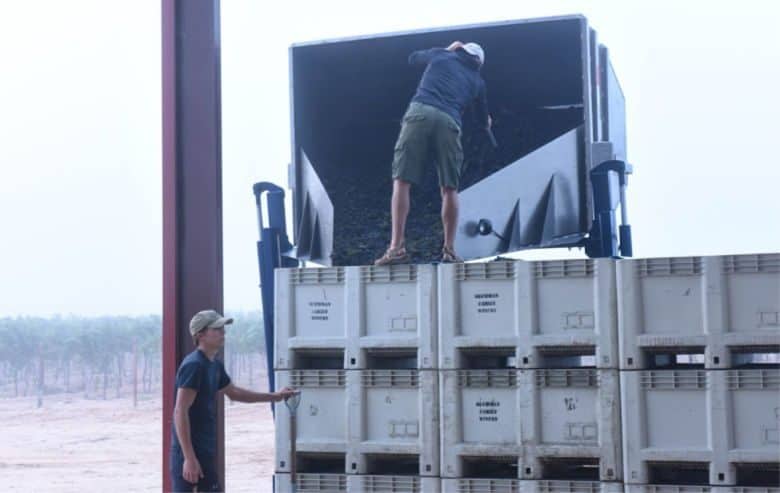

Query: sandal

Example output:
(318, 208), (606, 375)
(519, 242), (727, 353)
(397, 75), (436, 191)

(374, 244), (410, 266)
(441, 245), (463, 263)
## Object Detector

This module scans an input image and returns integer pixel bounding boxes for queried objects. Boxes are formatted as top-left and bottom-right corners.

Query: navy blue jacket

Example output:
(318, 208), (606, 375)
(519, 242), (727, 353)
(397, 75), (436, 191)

(408, 47), (489, 129)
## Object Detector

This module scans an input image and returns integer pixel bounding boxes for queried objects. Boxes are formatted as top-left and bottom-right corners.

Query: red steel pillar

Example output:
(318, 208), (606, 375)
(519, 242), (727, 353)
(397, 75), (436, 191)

(162, 0), (224, 490)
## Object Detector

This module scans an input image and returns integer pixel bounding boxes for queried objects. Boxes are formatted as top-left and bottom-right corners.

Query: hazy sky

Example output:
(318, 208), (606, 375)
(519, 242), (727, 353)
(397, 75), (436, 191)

(1, 1), (778, 317)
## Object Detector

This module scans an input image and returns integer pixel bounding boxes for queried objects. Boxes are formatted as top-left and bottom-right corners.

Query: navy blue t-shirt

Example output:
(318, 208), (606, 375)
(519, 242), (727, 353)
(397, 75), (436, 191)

(171, 349), (231, 458)
(408, 47), (489, 129)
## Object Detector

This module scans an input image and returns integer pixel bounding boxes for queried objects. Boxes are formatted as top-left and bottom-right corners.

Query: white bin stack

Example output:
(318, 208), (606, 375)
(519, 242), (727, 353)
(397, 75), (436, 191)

(618, 253), (780, 492)
(274, 264), (439, 492)
(272, 253), (779, 493)
(439, 259), (623, 493)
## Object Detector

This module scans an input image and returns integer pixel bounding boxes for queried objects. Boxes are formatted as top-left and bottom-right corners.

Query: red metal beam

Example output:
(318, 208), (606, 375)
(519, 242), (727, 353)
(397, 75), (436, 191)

(162, 1), (224, 491)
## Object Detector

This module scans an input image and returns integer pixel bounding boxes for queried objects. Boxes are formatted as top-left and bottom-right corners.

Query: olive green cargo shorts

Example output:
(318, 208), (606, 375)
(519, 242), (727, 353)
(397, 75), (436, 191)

(391, 102), (464, 189)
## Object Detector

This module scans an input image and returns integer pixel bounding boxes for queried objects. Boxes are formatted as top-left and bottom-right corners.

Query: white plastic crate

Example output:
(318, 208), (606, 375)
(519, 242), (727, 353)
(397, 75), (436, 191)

(441, 479), (625, 493)
(276, 369), (439, 476)
(620, 369), (780, 485)
(617, 254), (780, 370)
(441, 478), (523, 493)
(275, 267), (348, 369)
(273, 473), (440, 493)
(274, 473), (348, 492)
(275, 369), (351, 472)
(519, 369), (622, 481)
(347, 369), (439, 476)
(350, 264), (437, 369)
(438, 260), (618, 369)
(440, 369), (621, 480)
(275, 265), (437, 369)
(347, 475), (441, 492)
(625, 487), (780, 493)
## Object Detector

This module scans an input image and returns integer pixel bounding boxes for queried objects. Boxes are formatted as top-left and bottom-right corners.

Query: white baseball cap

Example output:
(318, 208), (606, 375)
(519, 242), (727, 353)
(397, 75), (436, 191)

(462, 42), (485, 65)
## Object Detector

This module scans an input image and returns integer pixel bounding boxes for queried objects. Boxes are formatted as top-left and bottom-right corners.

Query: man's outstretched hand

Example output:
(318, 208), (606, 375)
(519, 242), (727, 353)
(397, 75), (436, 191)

(273, 387), (299, 402)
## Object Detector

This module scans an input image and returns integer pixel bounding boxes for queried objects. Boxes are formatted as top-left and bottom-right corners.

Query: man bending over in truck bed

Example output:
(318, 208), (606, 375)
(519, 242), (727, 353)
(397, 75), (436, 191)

(375, 41), (491, 266)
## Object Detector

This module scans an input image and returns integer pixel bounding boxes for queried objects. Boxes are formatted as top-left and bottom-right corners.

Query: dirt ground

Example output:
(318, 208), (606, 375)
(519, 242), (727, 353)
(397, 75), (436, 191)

(0, 393), (277, 492)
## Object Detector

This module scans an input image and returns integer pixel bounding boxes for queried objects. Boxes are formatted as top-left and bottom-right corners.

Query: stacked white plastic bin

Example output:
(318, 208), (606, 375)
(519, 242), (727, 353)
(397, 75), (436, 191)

(439, 259), (623, 493)
(618, 253), (780, 493)
(274, 264), (440, 492)
(272, 253), (779, 493)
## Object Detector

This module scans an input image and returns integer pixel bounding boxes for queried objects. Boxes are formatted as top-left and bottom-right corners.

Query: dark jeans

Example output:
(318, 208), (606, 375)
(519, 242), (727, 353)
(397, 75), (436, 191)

(170, 450), (222, 492)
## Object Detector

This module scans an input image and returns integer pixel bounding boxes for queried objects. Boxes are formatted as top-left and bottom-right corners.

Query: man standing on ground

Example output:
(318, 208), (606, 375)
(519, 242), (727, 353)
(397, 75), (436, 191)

(170, 309), (297, 492)
(375, 41), (491, 266)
